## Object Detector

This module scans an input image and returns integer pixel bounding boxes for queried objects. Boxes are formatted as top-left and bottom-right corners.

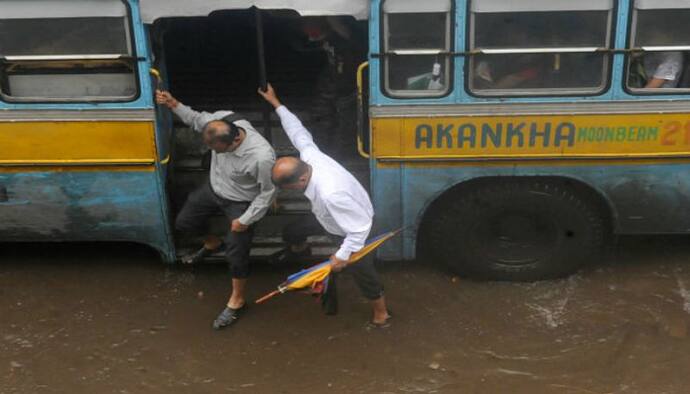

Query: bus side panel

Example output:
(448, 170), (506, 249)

(373, 162), (518, 261)
(555, 162), (690, 234)
(371, 162), (404, 260)
(0, 119), (175, 262)
(374, 162), (690, 262)
(0, 169), (174, 261)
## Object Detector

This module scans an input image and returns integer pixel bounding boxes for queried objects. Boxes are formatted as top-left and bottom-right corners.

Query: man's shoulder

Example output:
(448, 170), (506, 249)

(204, 109), (236, 122)
(244, 130), (276, 158)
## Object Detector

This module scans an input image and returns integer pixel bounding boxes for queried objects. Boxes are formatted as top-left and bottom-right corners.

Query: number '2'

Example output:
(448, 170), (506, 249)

(661, 121), (690, 145)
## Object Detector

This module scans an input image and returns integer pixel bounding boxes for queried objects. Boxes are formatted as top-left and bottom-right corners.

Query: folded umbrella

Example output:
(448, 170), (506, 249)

(255, 229), (401, 304)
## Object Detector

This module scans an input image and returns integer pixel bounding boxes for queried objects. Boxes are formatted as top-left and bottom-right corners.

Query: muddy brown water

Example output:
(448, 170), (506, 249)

(2, 237), (690, 393)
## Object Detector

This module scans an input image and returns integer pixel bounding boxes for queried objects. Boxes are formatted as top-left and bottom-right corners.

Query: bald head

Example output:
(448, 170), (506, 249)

(202, 120), (242, 153)
(272, 157), (310, 189)
(203, 120), (239, 145)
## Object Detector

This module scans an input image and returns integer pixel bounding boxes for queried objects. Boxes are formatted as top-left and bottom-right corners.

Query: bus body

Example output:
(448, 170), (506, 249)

(0, 0), (176, 261)
(3, 0), (690, 280)
(367, 0), (690, 279)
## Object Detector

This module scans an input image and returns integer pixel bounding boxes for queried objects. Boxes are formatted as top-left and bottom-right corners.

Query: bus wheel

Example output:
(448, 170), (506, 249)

(424, 180), (606, 281)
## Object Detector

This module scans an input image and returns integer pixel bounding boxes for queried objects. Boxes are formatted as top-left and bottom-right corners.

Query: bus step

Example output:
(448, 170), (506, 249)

(176, 235), (337, 263)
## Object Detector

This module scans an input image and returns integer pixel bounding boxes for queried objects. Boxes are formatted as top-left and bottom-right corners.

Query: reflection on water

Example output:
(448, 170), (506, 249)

(2, 237), (690, 393)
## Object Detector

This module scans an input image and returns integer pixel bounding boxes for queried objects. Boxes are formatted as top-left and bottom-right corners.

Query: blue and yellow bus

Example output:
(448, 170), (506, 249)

(367, 0), (690, 280)
(3, 0), (690, 281)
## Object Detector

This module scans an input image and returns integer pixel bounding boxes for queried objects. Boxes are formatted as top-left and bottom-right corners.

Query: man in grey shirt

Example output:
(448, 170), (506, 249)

(156, 90), (276, 330)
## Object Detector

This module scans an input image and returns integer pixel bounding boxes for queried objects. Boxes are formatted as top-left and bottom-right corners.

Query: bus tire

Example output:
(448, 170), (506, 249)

(424, 180), (606, 281)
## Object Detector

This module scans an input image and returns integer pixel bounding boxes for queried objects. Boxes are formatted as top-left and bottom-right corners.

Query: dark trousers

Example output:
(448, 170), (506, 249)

(175, 182), (254, 279)
(283, 215), (384, 300)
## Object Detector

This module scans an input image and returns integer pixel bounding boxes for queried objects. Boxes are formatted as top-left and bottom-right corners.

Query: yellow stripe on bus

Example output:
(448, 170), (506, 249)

(375, 157), (690, 169)
(0, 121), (157, 164)
(372, 113), (690, 159)
(0, 165), (156, 173)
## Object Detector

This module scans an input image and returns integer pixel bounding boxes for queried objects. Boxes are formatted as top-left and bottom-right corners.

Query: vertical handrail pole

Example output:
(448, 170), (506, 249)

(255, 7), (268, 92)
(254, 7), (272, 144)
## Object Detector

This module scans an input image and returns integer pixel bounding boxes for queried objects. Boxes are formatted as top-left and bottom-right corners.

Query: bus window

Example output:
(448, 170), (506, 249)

(626, 0), (690, 92)
(381, 0), (453, 98)
(0, 0), (137, 102)
(468, 0), (613, 96)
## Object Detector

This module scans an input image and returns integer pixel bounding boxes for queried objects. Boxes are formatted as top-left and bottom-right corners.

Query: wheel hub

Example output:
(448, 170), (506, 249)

(479, 210), (560, 266)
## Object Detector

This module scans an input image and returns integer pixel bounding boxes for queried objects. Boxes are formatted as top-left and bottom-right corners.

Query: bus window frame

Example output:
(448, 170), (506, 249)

(465, 0), (616, 98)
(379, 0), (455, 99)
(0, 0), (141, 104)
(624, 1), (690, 96)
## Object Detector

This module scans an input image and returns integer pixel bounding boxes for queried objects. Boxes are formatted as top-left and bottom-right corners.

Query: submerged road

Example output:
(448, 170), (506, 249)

(2, 236), (690, 393)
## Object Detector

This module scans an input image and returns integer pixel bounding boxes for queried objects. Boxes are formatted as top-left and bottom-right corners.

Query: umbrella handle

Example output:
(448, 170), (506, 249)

(255, 289), (281, 304)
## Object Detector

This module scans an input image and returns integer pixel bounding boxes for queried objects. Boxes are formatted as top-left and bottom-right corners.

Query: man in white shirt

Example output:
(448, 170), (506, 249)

(643, 51), (684, 88)
(156, 90), (276, 330)
(257, 84), (391, 328)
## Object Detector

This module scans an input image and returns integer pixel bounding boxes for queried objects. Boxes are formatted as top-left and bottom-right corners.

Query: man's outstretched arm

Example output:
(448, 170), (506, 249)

(156, 89), (233, 132)
(258, 84), (319, 155)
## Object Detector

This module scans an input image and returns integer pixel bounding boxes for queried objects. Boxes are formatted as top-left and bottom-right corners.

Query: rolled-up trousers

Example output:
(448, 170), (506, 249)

(175, 181), (254, 279)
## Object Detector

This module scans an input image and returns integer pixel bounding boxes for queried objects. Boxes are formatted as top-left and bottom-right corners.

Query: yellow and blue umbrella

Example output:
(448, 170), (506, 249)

(255, 229), (401, 304)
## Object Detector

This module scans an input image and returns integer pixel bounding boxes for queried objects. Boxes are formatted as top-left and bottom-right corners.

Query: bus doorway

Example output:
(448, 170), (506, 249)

(152, 10), (369, 258)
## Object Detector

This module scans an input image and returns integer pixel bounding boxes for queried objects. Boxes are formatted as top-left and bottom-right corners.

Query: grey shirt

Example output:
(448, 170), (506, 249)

(172, 103), (276, 225)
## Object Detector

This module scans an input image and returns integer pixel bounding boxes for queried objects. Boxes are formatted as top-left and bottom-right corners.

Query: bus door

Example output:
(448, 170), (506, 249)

(144, 3), (371, 256)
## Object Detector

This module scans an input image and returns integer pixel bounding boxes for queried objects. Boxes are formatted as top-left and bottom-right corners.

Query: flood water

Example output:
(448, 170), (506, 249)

(2, 236), (690, 393)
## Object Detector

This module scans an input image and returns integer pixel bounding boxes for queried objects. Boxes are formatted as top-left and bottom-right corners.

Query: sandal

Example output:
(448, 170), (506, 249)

(182, 242), (226, 265)
(366, 312), (393, 330)
(212, 303), (247, 330)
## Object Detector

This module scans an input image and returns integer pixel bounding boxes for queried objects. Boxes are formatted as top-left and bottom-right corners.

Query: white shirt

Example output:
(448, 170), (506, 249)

(644, 52), (684, 88)
(275, 105), (374, 261)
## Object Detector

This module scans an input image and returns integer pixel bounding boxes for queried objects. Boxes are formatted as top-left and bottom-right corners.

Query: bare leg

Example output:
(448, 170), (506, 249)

(370, 295), (390, 324)
(227, 278), (247, 309)
(213, 278), (248, 330)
